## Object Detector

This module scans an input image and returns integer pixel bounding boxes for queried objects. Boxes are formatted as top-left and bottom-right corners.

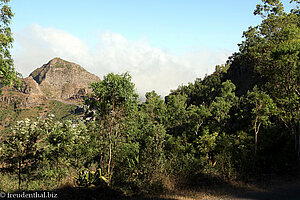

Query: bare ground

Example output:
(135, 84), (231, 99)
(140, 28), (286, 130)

(159, 178), (300, 200)
(6, 177), (300, 200)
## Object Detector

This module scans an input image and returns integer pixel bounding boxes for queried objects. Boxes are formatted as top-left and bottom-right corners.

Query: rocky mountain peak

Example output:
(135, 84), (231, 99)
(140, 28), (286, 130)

(0, 58), (101, 127)
(29, 57), (100, 99)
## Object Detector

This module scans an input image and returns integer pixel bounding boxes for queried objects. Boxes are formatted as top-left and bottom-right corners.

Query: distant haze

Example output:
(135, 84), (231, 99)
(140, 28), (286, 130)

(10, 1), (265, 97)
(12, 24), (231, 97)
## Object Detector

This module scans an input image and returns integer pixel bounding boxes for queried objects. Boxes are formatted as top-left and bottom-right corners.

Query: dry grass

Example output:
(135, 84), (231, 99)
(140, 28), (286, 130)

(1, 174), (300, 200)
(157, 175), (300, 200)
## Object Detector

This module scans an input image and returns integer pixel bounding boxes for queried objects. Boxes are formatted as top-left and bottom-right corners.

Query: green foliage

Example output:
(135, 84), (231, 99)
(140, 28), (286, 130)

(49, 100), (78, 120)
(210, 80), (237, 125)
(74, 168), (109, 188)
(215, 64), (230, 74)
(135, 111), (167, 189)
(237, 0), (300, 157)
(86, 72), (138, 117)
(1, 0), (300, 194)
(245, 87), (278, 159)
(186, 104), (211, 135)
(165, 94), (188, 135)
(215, 131), (253, 178)
(0, 115), (54, 189)
(85, 72), (139, 183)
(196, 129), (218, 159)
(142, 91), (166, 124)
(0, 0), (19, 93)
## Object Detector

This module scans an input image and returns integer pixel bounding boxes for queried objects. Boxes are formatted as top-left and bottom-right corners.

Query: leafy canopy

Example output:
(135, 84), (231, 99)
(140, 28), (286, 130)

(0, 0), (18, 93)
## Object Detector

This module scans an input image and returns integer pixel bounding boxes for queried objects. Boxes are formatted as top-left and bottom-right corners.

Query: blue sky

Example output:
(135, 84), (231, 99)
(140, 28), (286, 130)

(10, 0), (263, 52)
(9, 0), (294, 96)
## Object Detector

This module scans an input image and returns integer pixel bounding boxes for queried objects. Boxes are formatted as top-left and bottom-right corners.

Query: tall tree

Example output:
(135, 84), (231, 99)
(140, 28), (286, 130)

(142, 91), (166, 125)
(247, 87), (277, 161)
(0, 0), (18, 92)
(85, 72), (138, 181)
(237, 0), (300, 157)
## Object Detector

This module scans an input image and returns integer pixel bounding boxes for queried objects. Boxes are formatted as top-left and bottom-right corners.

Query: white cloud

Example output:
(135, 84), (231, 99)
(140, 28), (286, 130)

(12, 24), (232, 97)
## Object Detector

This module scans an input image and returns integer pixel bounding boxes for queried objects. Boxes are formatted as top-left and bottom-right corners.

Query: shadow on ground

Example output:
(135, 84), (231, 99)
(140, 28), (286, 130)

(55, 186), (176, 200)
(174, 173), (300, 200)
(234, 184), (300, 200)
(5, 174), (300, 200)
(4, 186), (175, 200)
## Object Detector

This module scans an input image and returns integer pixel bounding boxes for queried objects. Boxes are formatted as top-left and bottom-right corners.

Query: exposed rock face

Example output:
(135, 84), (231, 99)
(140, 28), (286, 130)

(0, 95), (23, 105)
(22, 76), (43, 95)
(0, 58), (101, 108)
(23, 94), (47, 107)
(30, 57), (100, 99)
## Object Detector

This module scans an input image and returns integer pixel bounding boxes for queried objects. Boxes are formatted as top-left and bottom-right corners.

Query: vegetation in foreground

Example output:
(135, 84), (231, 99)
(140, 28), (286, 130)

(0, 0), (299, 199)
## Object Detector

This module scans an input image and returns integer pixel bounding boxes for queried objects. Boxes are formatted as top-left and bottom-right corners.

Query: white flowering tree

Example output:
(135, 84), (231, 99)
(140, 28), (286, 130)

(43, 119), (92, 184)
(0, 115), (54, 190)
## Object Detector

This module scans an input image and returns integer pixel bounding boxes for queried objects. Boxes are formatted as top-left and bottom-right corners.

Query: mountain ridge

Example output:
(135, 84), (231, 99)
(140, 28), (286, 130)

(29, 57), (100, 100)
(0, 57), (101, 107)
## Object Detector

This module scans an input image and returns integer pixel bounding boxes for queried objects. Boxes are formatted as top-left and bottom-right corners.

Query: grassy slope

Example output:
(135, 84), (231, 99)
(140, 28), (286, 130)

(0, 99), (81, 134)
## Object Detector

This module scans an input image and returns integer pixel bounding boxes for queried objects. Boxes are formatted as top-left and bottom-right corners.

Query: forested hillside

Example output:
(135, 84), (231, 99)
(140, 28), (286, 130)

(0, 0), (299, 199)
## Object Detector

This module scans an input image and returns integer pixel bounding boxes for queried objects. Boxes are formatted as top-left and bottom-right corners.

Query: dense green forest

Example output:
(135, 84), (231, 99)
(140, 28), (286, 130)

(0, 0), (299, 197)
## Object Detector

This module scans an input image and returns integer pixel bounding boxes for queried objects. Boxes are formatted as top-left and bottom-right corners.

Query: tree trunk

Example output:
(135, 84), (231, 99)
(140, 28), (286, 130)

(18, 160), (21, 191)
(295, 127), (300, 159)
(254, 117), (261, 164)
(107, 96), (115, 177)
(108, 133), (112, 175)
(292, 119), (300, 159)
(255, 132), (258, 159)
